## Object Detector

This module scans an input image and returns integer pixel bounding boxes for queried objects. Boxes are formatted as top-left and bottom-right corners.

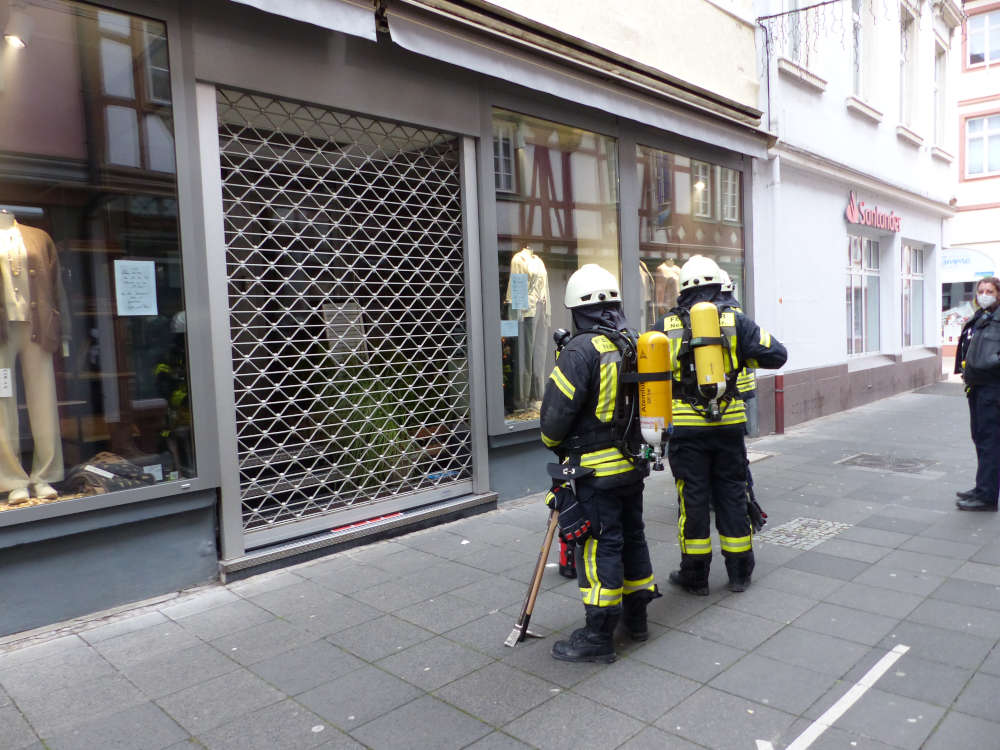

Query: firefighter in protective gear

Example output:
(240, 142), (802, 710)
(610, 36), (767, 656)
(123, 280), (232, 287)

(655, 256), (786, 595)
(541, 263), (658, 662)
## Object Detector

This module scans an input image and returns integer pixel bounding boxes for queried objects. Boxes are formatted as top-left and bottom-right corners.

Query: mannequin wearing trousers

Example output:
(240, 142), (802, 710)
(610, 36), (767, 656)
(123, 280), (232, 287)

(0, 214), (68, 506)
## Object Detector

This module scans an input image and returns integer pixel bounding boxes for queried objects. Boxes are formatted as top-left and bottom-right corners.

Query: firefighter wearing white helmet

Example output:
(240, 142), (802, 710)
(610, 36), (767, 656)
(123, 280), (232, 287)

(653, 255), (787, 595)
(541, 263), (658, 663)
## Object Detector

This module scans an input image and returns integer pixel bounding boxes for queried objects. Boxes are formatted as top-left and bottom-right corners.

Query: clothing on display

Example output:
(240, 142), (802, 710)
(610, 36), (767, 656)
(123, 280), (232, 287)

(0, 222), (69, 505)
(505, 246), (551, 411)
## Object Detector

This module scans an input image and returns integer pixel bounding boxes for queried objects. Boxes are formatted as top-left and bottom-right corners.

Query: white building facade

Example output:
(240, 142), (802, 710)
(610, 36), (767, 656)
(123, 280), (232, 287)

(753, 0), (963, 425)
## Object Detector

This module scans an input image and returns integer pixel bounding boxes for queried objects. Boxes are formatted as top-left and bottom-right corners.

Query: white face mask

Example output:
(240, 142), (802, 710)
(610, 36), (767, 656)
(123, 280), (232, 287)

(978, 293), (997, 309)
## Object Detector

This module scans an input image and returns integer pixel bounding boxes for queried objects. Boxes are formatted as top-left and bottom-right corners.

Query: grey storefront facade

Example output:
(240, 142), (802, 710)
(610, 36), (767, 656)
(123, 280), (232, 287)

(0, 0), (771, 634)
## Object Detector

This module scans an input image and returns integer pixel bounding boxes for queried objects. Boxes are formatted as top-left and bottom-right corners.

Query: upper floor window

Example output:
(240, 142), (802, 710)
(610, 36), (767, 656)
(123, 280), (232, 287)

(966, 115), (1000, 177)
(721, 168), (741, 223)
(934, 44), (947, 144)
(968, 11), (1000, 66)
(899, 5), (917, 125)
(691, 161), (712, 219)
(493, 121), (516, 193)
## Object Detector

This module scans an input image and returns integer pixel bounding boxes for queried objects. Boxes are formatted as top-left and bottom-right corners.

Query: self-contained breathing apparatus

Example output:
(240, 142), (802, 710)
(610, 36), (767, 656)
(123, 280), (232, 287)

(673, 301), (741, 422)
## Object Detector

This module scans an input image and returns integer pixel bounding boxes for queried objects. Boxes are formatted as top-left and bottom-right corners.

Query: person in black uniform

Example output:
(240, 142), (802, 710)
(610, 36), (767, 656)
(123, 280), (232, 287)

(655, 255), (787, 595)
(540, 263), (657, 663)
(955, 276), (1000, 512)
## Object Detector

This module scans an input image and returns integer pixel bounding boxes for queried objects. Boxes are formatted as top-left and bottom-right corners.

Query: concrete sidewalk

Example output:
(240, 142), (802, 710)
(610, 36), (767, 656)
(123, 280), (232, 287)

(3, 381), (999, 750)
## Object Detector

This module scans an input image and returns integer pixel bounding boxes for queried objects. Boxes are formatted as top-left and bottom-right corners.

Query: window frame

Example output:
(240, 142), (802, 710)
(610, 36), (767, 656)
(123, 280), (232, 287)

(967, 10), (1000, 68)
(964, 113), (1000, 178)
(898, 4), (917, 126)
(901, 244), (925, 348)
(846, 234), (881, 356)
(933, 42), (947, 145)
(690, 160), (713, 220)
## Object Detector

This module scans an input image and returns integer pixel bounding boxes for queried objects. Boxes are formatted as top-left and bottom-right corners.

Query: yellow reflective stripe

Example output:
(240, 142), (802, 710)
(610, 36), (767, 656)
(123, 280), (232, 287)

(596, 361), (616, 422)
(684, 538), (712, 555)
(760, 329), (771, 347)
(597, 588), (623, 606)
(720, 534), (752, 553)
(672, 400), (746, 426)
(676, 479), (687, 550)
(549, 367), (575, 399)
(592, 460), (634, 477)
(541, 432), (560, 448)
(581, 537), (600, 605)
(623, 575), (655, 595)
(745, 358), (759, 368)
(581, 447), (622, 463)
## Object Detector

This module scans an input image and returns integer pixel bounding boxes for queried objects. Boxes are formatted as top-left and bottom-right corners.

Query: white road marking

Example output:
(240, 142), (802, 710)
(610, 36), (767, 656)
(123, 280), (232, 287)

(755, 644), (910, 750)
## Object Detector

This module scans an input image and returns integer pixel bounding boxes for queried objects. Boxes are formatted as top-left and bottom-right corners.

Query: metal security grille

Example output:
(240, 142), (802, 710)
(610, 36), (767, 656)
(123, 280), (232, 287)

(216, 88), (472, 533)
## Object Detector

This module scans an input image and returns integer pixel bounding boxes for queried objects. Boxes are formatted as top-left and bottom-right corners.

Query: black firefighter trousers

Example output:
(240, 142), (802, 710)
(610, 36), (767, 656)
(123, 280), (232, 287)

(668, 429), (754, 586)
(969, 383), (1000, 506)
(573, 479), (655, 609)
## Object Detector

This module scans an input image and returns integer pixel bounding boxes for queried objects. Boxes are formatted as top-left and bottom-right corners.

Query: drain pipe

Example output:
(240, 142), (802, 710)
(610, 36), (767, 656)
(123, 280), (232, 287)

(774, 374), (785, 434)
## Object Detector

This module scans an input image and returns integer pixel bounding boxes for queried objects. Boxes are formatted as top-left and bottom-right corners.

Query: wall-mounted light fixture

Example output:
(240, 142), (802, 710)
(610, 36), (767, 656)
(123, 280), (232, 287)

(4, 4), (33, 50)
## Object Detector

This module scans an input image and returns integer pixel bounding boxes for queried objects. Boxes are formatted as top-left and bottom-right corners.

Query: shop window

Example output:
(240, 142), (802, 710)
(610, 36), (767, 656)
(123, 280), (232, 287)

(847, 235), (880, 355)
(901, 245), (924, 347)
(636, 146), (745, 331)
(492, 109), (620, 425)
(966, 115), (1000, 176)
(968, 11), (1000, 67)
(0, 1), (192, 513)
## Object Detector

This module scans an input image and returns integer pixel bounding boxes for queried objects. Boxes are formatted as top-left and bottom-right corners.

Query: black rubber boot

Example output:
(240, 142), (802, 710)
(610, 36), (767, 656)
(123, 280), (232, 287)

(551, 605), (620, 663)
(622, 586), (662, 641)
(668, 556), (710, 596)
(725, 553), (755, 593)
(957, 495), (999, 512)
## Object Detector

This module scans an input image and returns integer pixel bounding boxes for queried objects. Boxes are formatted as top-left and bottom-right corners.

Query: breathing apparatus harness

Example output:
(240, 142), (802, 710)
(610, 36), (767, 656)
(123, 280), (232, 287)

(671, 305), (741, 422)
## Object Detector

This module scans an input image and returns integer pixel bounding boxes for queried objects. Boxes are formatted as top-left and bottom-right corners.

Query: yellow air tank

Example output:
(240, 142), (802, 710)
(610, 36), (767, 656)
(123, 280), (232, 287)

(637, 331), (671, 460)
(690, 302), (727, 399)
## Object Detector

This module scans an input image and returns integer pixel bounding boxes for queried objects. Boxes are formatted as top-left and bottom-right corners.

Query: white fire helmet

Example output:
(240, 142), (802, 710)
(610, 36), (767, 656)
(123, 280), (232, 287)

(679, 255), (723, 291)
(564, 264), (621, 308)
(720, 270), (734, 293)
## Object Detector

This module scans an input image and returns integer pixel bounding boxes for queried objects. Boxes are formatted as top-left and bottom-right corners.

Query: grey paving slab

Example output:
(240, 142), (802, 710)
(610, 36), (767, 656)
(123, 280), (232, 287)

(365, 545), (442, 574)
(879, 621), (995, 669)
(503, 692), (644, 750)
(615, 726), (704, 750)
(195, 698), (332, 750)
(931, 576), (1000, 611)
(91, 621), (202, 670)
(857, 515), (936, 536)
(227, 569), (309, 596)
(154, 668), (284, 736)
(453, 544), (538, 575)
(330, 579), (428, 612)
(79, 611), (171, 645)
(716, 585), (819, 625)
(352, 694), (491, 750)
(501, 590), (582, 633)
(875, 548), (966, 577)
(781, 718), (909, 750)
(971, 540), (1000, 565)
(951, 559), (1000, 585)
(433, 662), (558, 726)
(628, 630), (745, 683)
(157, 587), (242, 621)
(249, 639), (365, 696)
(852, 565), (946, 596)
(756, 626), (871, 677)
(805, 686), (945, 750)
(754, 567), (847, 599)
(442, 611), (531, 660)
(375, 635), (493, 691)
(906, 597), (1000, 639)
(574, 658), (699, 722)
(792, 602), (900, 646)
(0, 642), (115, 699)
(0, 634), (87, 669)
(395, 593), (494, 633)
(325, 613), (435, 662)
(921, 710), (1000, 750)
(303, 563), (396, 595)
(674, 603), (784, 650)
(173, 598), (276, 641)
(812, 537), (892, 564)
(462, 731), (536, 750)
(654, 686), (797, 750)
(16, 673), (147, 738)
(0, 703), (40, 749)
(843, 649), (973, 706)
(898, 535), (981, 560)
(43, 702), (187, 750)
(243, 579), (341, 615)
(953, 671), (1000, 721)
(397, 560), (492, 598)
(708, 652), (838, 715)
(979, 641), (1000, 676)
(451, 574), (529, 610)
(499, 635), (606, 688)
(824, 581), (924, 619)
(295, 665), (422, 732)
(783, 550), (873, 581)
(209, 617), (319, 666)
(122, 642), (240, 699)
(279, 596), (383, 637)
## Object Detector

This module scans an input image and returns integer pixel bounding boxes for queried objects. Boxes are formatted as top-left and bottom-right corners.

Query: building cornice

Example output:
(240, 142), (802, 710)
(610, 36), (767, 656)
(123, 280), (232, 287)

(771, 143), (955, 216)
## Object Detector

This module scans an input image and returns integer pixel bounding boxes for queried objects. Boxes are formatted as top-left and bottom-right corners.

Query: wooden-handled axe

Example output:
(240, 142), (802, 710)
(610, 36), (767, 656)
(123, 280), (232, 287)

(504, 508), (559, 647)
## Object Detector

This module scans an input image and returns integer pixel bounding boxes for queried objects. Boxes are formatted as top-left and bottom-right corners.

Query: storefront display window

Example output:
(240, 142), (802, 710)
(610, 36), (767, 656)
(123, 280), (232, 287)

(901, 244), (924, 347)
(493, 109), (620, 424)
(636, 145), (745, 331)
(0, 1), (191, 512)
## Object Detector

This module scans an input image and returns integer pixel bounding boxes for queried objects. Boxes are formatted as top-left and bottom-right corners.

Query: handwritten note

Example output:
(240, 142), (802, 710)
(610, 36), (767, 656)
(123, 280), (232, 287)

(114, 260), (158, 316)
(509, 273), (529, 310)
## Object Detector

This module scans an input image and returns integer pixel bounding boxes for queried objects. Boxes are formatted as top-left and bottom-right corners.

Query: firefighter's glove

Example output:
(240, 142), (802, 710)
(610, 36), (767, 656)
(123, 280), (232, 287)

(545, 482), (570, 510)
(547, 483), (592, 544)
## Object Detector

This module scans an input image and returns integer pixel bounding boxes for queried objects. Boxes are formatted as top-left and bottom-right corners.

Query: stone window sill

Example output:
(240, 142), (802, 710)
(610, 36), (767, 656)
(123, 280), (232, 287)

(931, 145), (954, 163)
(777, 57), (827, 93)
(896, 124), (924, 148)
(845, 96), (883, 124)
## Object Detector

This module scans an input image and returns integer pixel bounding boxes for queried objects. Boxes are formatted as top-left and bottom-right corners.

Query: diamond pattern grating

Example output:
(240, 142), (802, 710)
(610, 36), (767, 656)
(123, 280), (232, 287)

(217, 89), (473, 532)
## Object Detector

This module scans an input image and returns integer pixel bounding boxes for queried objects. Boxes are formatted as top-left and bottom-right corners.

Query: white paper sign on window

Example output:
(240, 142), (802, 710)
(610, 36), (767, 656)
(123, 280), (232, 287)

(114, 260), (158, 316)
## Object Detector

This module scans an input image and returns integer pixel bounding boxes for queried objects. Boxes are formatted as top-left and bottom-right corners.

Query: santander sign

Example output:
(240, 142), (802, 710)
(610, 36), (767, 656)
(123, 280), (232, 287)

(845, 191), (901, 232)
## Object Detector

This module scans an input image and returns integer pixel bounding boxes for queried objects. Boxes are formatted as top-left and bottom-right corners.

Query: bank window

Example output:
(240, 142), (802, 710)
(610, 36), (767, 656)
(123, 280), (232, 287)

(691, 161), (712, 219)
(636, 146), (745, 331)
(966, 115), (1000, 176)
(0, 1), (192, 513)
(847, 235), (880, 355)
(901, 245), (924, 347)
(968, 11), (1000, 66)
(493, 110), (620, 425)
